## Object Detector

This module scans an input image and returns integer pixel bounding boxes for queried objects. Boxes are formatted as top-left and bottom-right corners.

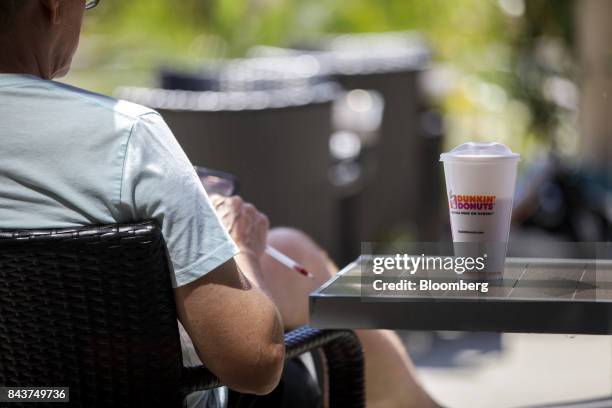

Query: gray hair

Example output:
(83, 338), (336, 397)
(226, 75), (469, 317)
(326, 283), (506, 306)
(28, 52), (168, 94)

(0, 0), (29, 33)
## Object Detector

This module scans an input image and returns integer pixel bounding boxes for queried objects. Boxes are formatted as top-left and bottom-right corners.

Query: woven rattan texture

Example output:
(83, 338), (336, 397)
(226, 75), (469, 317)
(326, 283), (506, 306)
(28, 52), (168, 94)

(183, 326), (365, 407)
(286, 326), (364, 408)
(0, 222), (183, 407)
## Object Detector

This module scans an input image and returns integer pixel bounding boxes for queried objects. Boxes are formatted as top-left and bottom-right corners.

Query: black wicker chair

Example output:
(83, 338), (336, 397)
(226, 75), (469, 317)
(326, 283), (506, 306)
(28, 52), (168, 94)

(0, 221), (364, 408)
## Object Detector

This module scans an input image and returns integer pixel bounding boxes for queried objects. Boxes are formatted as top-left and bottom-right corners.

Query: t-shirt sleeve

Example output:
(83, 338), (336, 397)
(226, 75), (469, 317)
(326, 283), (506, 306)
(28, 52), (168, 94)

(119, 112), (239, 288)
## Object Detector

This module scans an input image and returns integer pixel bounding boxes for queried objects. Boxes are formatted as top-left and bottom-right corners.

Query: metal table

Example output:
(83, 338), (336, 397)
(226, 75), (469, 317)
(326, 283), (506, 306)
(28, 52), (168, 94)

(309, 258), (612, 334)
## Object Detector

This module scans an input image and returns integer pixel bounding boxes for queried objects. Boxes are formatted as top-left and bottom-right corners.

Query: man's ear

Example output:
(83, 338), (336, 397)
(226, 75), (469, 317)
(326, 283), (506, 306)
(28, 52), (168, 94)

(39, 0), (62, 25)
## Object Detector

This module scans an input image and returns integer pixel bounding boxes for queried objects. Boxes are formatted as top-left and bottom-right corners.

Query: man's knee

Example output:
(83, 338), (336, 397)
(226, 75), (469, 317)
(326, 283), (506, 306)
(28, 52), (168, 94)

(268, 227), (317, 255)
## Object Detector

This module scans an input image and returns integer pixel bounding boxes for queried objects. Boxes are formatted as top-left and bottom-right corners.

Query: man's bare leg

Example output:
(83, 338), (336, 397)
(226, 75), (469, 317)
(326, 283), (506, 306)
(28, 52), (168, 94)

(260, 227), (440, 408)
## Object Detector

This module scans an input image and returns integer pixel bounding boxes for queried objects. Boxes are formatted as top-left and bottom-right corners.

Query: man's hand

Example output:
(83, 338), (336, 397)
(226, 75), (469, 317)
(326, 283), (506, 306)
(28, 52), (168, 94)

(211, 195), (269, 259)
(210, 195), (271, 291)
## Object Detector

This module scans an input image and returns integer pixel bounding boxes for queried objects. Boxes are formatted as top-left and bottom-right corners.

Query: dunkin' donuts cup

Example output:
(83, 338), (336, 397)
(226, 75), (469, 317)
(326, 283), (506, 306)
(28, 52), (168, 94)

(440, 142), (520, 278)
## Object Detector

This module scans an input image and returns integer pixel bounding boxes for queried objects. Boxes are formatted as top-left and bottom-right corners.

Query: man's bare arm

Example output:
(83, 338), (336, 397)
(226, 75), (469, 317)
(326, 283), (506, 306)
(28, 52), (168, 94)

(174, 257), (285, 395)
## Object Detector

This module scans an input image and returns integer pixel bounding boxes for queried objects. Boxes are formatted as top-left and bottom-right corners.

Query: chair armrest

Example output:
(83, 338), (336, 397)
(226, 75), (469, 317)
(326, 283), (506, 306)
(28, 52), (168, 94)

(180, 325), (364, 407)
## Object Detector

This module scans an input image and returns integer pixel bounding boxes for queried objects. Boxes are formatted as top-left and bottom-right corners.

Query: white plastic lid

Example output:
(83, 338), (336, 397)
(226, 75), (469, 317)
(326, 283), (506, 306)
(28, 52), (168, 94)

(440, 142), (520, 162)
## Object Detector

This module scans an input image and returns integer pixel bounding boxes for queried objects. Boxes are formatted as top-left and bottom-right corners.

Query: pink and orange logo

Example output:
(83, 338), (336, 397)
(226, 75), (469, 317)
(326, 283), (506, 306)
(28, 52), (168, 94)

(449, 191), (496, 211)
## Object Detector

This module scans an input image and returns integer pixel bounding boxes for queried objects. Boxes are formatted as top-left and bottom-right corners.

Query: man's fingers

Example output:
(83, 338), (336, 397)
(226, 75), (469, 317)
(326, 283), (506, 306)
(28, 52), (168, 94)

(242, 203), (256, 217)
(211, 195), (267, 237)
(230, 196), (243, 205)
(210, 194), (225, 210)
(227, 196), (243, 214)
(211, 195), (242, 212)
(257, 213), (270, 229)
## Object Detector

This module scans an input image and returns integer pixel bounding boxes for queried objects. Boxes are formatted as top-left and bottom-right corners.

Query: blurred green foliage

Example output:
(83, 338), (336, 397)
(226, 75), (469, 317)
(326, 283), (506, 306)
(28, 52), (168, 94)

(507, 0), (576, 148)
(67, 0), (508, 93)
(65, 0), (576, 159)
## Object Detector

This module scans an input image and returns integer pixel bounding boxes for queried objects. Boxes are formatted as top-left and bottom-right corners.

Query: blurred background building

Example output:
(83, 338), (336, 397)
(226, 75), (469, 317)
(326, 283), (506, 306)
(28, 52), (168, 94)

(62, 0), (612, 406)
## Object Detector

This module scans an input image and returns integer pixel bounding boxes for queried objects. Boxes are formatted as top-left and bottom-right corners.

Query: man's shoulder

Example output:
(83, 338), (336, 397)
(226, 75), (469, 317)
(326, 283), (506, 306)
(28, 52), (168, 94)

(47, 80), (160, 121)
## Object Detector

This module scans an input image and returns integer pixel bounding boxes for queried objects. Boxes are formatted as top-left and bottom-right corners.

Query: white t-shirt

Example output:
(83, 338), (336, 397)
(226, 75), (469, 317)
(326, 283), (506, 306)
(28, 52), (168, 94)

(0, 73), (239, 407)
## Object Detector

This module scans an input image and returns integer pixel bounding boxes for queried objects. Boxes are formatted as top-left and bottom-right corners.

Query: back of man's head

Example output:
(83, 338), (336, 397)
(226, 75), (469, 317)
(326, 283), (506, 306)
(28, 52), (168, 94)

(0, 0), (84, 79)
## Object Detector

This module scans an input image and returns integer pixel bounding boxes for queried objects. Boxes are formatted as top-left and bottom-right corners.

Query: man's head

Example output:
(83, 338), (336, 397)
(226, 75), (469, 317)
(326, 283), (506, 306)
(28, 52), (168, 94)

(0, 0), (86, 79)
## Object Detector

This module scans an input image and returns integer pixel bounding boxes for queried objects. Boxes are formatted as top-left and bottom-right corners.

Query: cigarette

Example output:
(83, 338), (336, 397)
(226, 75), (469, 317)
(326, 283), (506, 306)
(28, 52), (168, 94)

(265, 246), (314, 279)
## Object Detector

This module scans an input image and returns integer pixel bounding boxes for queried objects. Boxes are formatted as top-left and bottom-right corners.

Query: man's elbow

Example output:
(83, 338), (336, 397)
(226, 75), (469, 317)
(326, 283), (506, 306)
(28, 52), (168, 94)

(220, 342), (286, 395)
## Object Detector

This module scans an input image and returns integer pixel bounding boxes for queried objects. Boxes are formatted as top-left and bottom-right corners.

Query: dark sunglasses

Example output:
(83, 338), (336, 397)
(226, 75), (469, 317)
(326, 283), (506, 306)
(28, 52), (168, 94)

(85, 0), (99, 10)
